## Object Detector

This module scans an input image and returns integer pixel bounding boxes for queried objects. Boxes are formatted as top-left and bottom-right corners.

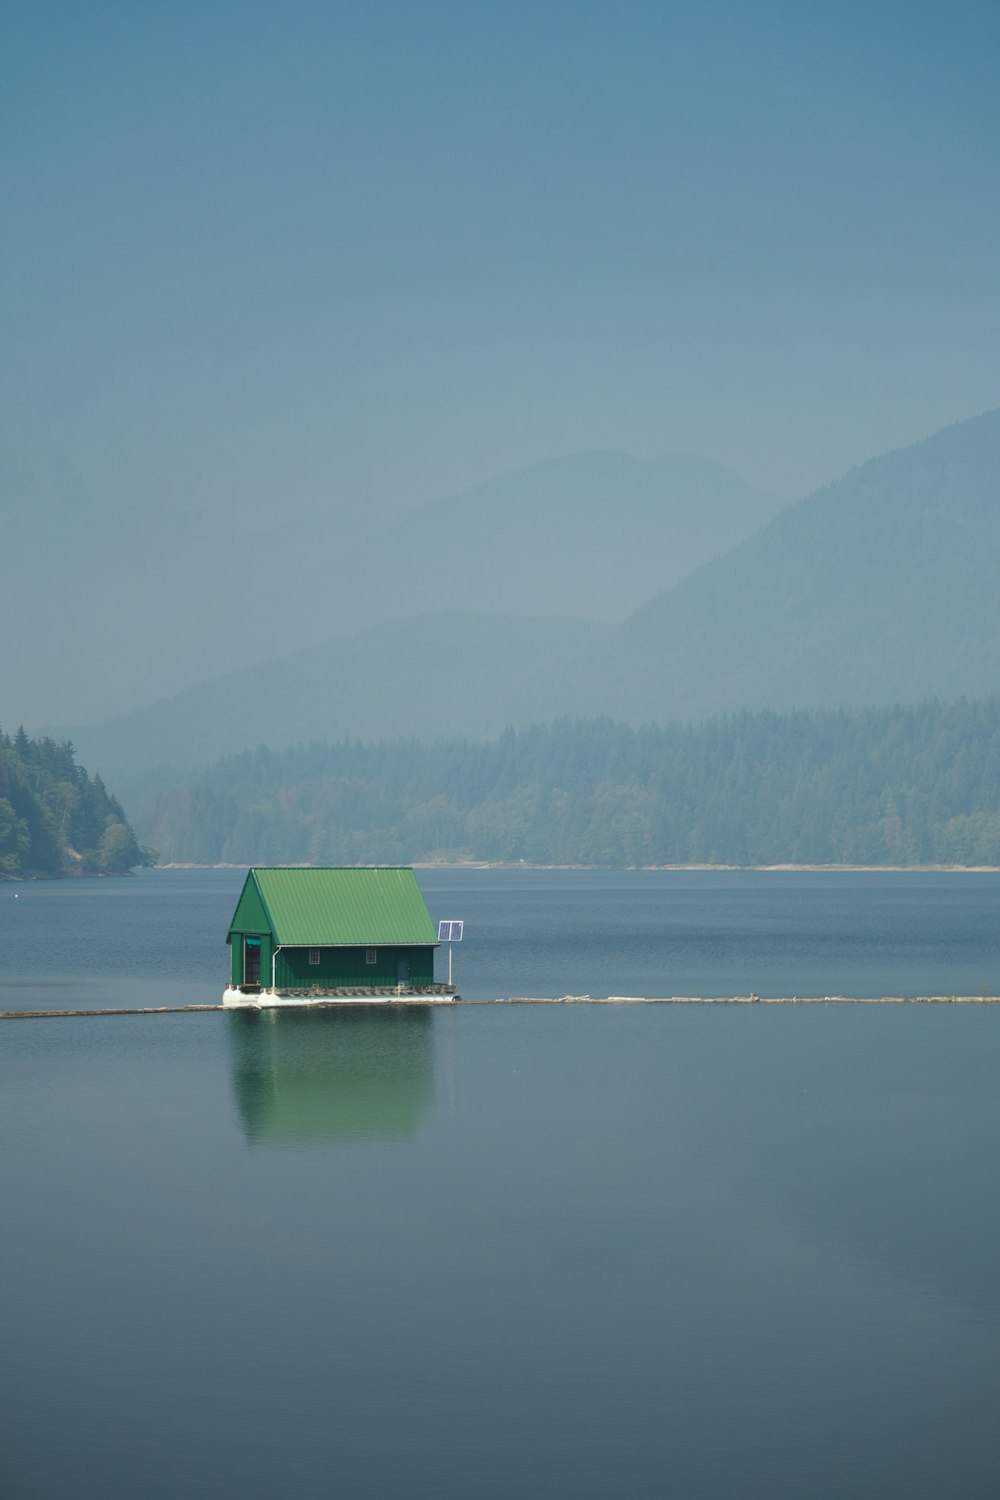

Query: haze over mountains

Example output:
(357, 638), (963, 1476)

(559, 408), (1000, 722)
(67, 613), (610, 805)
(11, 452), (782, 726)
(6, 0), (999, 870)
(376, 451), (783, 623)
(59, 409), (1000, 817)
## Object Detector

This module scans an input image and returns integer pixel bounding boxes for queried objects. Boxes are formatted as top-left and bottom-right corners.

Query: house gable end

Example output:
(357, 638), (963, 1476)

(227, 870), (273, 943)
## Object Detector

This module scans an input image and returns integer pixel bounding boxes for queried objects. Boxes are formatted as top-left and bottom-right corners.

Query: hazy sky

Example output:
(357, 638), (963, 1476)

(3, 0), (998, 543)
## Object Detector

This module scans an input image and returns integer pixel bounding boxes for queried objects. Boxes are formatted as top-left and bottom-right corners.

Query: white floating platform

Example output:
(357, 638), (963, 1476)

(222, 986), (457, 1009)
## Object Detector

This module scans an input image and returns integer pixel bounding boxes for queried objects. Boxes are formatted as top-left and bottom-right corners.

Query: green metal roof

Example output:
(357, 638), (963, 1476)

(236, 867), (438, 948)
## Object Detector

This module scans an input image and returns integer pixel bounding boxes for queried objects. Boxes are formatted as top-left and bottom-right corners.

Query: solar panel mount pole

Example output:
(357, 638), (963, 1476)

(438, 920), (462, 989)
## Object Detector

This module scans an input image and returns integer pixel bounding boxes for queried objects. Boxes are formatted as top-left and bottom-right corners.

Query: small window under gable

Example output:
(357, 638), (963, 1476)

(308, 948), (320, 965)
(366, 948), (377, 965)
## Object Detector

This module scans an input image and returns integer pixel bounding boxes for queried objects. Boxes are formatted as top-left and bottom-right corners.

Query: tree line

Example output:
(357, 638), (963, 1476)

(0, 725), (153, 877)
(140, 700), (1000, 867)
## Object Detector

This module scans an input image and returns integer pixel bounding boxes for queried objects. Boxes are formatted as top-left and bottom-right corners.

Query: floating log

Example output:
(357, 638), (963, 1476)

(3, 994), (998, 1020)
(0, 1005), (224, 1020)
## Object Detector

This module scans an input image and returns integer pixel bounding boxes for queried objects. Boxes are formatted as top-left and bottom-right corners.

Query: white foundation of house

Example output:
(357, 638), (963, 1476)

(222, 986), (458, 1009)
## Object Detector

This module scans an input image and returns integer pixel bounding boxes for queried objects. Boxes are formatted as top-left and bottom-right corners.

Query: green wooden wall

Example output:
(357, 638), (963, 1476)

(274, 945), (435, 990)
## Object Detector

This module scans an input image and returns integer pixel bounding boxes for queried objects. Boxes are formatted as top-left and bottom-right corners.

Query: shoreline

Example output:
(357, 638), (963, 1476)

(152, 861), (1000, 874)
(13, 862), (997, 882)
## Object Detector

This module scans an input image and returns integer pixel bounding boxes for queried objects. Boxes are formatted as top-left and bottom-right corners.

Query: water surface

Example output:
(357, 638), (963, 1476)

(1, 871), (999, 1498)
(2, 866), (998, 1006)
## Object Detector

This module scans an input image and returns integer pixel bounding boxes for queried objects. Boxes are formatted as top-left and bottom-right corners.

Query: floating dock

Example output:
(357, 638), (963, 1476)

(222, 984), (457, 1008)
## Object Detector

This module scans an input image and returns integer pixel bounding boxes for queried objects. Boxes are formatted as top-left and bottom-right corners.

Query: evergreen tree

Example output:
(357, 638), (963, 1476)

(0, 726), (152, 877)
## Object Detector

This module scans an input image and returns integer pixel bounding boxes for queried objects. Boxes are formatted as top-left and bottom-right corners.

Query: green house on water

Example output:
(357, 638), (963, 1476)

(224, 867), (452, 1007)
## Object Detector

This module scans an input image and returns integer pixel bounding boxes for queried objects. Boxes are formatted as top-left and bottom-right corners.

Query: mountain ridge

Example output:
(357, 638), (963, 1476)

(10, 448), (784, 724)
(52, 408), (1000, 810)
(577, 407), (1000, 722)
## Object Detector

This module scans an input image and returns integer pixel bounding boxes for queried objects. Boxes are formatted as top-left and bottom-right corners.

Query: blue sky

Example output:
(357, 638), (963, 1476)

(3, 0), (998, 525)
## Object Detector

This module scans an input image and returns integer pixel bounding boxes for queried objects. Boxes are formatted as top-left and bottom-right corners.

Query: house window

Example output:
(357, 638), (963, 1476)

(366, 948), (377, 965)
(308, 948), (320, 965)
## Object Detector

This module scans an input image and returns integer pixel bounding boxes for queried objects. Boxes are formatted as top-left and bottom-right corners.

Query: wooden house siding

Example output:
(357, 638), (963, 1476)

(273, 945), (435, 990)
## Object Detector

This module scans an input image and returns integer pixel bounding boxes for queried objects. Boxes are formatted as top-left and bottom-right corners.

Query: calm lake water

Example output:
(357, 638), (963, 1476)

(2, 869), (1000, 1498)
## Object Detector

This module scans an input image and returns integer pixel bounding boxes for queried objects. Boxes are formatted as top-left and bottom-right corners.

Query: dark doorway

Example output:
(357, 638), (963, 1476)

(396, 955), (410, 985)
(244, 938), (261, 985)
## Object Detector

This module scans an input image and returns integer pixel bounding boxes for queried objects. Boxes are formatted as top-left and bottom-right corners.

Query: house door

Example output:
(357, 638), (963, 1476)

(244, 937), (261, 985)
(396, 955), (410, 985)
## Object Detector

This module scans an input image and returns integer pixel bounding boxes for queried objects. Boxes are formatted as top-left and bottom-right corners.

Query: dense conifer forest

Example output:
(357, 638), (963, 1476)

(0, 727), (152, 877)
(142, 700), (1000, 868)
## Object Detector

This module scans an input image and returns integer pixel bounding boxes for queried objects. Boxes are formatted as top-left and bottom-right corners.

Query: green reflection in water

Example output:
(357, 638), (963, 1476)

(228, 1006), (435, 1145)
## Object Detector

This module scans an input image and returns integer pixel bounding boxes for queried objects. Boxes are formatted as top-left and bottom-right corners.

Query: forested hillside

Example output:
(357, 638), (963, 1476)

(0, 727), (152, 877)
(142, 700), (1000, 868)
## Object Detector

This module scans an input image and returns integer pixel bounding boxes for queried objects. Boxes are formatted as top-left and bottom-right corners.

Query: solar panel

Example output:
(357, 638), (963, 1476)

(438, 920), (464, 941)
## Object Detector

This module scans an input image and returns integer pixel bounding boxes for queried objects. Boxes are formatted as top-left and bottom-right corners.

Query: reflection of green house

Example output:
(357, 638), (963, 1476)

(229, 1008), (435, 1144)
(224, 866), (451, 1008)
